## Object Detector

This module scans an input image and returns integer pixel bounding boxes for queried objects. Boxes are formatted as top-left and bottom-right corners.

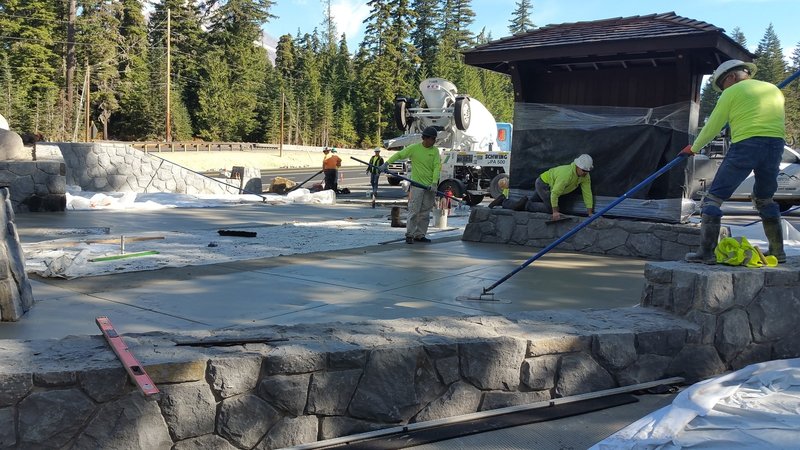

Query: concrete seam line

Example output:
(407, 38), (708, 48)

(285, 376), (685, 450)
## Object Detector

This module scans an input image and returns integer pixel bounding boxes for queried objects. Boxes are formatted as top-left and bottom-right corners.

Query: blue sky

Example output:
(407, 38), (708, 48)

(263, 0), (799, 58)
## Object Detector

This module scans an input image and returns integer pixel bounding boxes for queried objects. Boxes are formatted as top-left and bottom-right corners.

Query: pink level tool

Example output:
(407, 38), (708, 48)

(95, 316), (159, 397)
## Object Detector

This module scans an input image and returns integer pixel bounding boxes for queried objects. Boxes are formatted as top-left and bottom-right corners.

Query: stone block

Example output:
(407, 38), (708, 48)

(263, 344), (326, 375)
(661, 241), (692, 261)
(555, 353), (615, 397)
(306, 370), (361, 416)
(147, 360), (206, 384)
(626, 233), (661, 259)
(747, 287), (800, 342)
(33, 371), (76, 387)
(764, 268), (800, 286)
(684, 310), (717, 345)
(772, 329), (800, 360)
(435, 355), (460, 385)
(730, 344), (772, 370)
(412, 381), (482, 423)
(520, 355), (558, 391)
(636, 329), (686, 356)
(18, 389), (95, 448)
(0, 407), (14, 447)
(670, 270), (698, 315)
(644, 264), (673, 284)
(73, 392), (172, 449)
(666, 345), (726, 382)
(732, 271), (765, 307)
(257, 415), (318, 450)
(693, 271), (735, 314)
(319, 416), (387, 441)
(593, 332), (637, 371)
(528, 335), (591, 357)
(328, 347), (368, 369)
(460, 337), (527, 390)
(78, 367), (129, 402)
(258, 373), (311, 416)
(349, 347), (434, 423)
(479, 390), (551, 411)
(173, 434), (238, 450)
(714, 309), (752, 362)
(208, 356), (262, 398)
(615, 354), (672, 386)
(217, 394), (280, 449)
(159, 382), (216, 440)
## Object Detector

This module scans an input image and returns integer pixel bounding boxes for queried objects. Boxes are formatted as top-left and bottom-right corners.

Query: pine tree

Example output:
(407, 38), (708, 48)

(508, 0), (535, 35)
(753, 24), (786, 84)
(77, 0), (123, 139)
(110, 0), (153, 140)
(0, 0), (61, 133)
(410, 0), (439, 81)
(785, 45), (800, 146)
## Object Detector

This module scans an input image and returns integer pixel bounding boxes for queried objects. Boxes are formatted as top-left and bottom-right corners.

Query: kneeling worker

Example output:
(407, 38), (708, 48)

(490, 154), (595, 220)
(380, 126), (442, 244)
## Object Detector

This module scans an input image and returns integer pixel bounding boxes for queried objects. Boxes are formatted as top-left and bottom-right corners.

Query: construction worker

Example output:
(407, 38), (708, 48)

(322, 147), (342, 193)
(680, 59), (786, 264)
(367, 148), (384, 198)
(492, 155), (594, 219)
(380, 126), (441, 244)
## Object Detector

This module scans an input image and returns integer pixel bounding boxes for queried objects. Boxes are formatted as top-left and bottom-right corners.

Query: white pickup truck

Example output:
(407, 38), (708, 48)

(688, 141), (800, 212)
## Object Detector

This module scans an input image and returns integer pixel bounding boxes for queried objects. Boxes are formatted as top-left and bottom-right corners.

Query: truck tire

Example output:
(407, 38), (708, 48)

(387, 176), (402, 186)
(394, 98), (408, 131)
(438, 179), (466, 200)
(778, 201), (794, 213)
(489, 173), (509, 199)
(454, 96), (471, 131)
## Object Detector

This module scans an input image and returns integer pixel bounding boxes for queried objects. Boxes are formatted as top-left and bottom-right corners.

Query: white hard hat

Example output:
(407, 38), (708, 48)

(574, 154), (593, 172)
(711, 59), (757, 92)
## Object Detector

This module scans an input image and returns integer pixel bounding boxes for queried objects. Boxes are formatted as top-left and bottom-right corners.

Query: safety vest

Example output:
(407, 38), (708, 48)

(715, 236), (778, 268)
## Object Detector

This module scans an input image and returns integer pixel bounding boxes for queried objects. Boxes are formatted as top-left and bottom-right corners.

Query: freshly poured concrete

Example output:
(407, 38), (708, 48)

(3, 203), (649, 340)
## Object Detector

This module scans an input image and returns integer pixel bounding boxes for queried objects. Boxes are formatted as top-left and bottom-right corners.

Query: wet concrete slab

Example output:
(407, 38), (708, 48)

(6, 205), (650, 340)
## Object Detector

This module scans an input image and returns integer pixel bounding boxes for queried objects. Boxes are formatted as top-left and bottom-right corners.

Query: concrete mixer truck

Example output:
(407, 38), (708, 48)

(384, 78), (512, 206)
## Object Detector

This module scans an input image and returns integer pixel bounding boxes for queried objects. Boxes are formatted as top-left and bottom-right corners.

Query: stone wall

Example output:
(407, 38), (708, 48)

(0, 161), (66, 213)
(0, 188), (34, 321)
(55, 142), (262, 196)
(641, 259), (800, 370)
(0, 308), (721, 449)
(463, 207), (700, 260)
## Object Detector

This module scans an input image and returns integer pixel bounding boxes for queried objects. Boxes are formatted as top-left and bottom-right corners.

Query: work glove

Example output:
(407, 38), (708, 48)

(377, 163), (389, 172)
(679, 144), (695, 157)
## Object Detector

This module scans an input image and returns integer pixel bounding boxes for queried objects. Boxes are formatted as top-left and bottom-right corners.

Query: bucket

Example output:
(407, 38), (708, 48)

(433, 208), (448, 228)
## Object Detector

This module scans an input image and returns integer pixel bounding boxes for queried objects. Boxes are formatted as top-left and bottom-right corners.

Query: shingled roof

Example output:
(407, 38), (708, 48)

(463, 12), (752, 73)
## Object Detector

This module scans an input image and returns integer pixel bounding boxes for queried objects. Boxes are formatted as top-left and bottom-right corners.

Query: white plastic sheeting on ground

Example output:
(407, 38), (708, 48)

(65, 187), (336, 210)
(592, 358), (800, 449)
(23, 216), (468, 279)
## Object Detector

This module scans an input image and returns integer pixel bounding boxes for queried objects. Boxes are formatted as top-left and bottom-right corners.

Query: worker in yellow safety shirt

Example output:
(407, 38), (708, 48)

(490, 155), (594, 220)
(379, 126), (441, 244)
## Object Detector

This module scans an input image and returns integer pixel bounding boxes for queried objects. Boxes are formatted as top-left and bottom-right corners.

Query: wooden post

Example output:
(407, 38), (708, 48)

(279, 91), (284, 157)
(165, 9), (172, 143)
(84, 61), (90, 142)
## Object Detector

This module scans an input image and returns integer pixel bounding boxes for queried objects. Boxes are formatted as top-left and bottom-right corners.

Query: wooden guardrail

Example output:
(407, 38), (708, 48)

(126, 141), (280, 152)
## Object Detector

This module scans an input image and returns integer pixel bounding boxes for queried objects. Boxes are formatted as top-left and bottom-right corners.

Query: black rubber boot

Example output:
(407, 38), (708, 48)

(488, 194), (505, 209)
(762, 217), (786, 263)
(511, 196), (528, 212)
(685, 214), (720, 264)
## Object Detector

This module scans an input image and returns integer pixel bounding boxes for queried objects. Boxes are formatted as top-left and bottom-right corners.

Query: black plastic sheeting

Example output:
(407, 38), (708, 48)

(509, 126), (691, 217)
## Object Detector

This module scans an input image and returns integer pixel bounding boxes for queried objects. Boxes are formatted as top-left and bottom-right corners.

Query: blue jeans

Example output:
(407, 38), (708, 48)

(369, 172), (380, 194)
(703, 137), (784, 218)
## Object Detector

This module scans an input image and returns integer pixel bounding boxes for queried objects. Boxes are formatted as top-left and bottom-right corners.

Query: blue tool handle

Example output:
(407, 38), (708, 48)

(350, 156), (464, 203)
(482, 154), (689, 295)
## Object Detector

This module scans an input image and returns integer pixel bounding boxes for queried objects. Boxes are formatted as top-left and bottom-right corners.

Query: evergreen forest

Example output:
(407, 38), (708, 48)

(1, 1), (799, 148)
